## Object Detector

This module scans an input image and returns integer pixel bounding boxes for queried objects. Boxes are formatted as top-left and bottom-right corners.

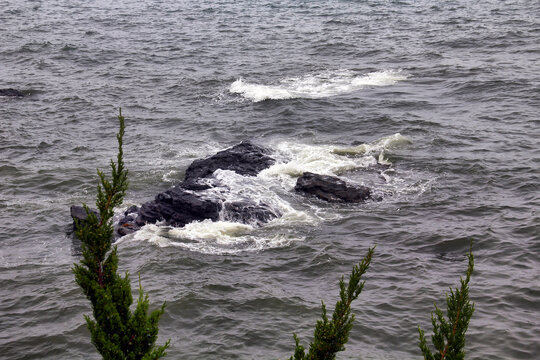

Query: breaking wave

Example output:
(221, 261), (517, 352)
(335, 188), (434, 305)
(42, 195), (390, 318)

(229, 69), (408, 102)
(260, 133), (411, 185)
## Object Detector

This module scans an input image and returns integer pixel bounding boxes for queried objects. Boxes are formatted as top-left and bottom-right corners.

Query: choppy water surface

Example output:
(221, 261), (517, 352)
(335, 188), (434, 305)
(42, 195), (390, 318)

(1, 1), (539, 359)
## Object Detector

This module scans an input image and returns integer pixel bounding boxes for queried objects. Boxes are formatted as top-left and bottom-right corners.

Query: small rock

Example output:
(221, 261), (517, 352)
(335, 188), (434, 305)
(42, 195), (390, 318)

(124, 205), (139, 216)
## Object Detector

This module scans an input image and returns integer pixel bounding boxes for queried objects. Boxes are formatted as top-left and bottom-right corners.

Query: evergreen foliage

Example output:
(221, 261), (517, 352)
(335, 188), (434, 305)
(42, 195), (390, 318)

(290, 247), (375, 360)
(73, 109), (169, 359)
(418, 245), (475, 360)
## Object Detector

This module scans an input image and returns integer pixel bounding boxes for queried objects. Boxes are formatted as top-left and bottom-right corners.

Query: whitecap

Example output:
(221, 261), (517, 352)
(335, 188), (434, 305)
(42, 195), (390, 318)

(259, 133), (410, 186)
(229, 79), (294, 102)
(229, 69), (408, 102)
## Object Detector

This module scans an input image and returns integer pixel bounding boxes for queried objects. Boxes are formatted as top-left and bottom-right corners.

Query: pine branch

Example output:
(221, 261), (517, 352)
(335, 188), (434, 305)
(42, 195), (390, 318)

(73, 109), (169, 359)
(418, 243), (475, 360)
(290, 247), (375, 360)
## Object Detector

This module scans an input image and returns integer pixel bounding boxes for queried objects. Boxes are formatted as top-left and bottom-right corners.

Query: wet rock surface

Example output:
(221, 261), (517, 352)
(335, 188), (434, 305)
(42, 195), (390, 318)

(115, 141), (277, 236)
(222, 201), (280, 226)
(183, 141), (275, 182)
(294, 172), (372, 203)
(136, 186), (223, 227)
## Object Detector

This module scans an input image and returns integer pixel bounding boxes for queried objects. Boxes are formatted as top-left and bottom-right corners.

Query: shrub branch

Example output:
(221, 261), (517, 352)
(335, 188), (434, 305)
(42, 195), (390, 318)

(418, 244), (475, 360)
(290, 246), (375, 360)
(73, 109), (169, 359)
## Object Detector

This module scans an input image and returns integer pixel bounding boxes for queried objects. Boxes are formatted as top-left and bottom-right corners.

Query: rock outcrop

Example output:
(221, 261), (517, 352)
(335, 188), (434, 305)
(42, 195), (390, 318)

(183, 141), (275, 183)
(115, 141), (278, 236)
(294, 172), (371, 203)
(71, 142), (379, 238)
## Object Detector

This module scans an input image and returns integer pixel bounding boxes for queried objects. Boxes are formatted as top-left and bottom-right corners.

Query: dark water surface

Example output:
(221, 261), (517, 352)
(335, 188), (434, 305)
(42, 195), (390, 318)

(1, 1), (539, 359)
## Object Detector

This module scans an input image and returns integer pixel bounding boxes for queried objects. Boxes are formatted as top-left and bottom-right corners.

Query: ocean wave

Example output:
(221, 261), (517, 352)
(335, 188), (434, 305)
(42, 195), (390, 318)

(229, 69), (408, 102)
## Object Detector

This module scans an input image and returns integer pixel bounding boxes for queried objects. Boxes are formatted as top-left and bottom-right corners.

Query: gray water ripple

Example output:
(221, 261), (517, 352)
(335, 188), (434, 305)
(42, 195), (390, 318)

(1, 0), (540, 358)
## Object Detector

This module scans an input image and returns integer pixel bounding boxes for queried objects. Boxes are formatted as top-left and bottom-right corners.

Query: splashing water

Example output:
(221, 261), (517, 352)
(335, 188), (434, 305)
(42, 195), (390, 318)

(230, 69), (408, 102)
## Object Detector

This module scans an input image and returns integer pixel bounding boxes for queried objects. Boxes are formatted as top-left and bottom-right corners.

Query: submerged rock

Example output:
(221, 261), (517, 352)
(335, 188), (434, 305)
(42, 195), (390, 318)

(0, 88), (25, 97)
(295, 172), (371, 203)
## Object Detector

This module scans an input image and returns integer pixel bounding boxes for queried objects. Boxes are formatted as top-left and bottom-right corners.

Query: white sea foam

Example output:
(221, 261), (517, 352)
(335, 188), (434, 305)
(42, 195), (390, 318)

(167, 233), (302, 255)
(122, 221), (304, 255)
(169, 220), (254, 244)
(259, 143), (373, 185)
(259, 133), (410, 187)
(229, 69), (408, 102)
(205, 169), (312, 225)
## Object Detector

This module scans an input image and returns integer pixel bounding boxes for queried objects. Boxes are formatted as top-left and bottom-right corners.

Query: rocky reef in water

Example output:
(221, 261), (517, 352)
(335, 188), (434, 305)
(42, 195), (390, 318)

(71, 141), (375, 237)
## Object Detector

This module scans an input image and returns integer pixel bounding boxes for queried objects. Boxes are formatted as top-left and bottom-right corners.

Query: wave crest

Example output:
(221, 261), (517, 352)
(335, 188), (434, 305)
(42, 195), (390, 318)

(229, 69), (408, 102)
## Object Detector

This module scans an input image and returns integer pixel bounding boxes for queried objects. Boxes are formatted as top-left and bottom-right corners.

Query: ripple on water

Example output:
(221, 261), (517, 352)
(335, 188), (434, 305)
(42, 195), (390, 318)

(1, 0), (539, 359)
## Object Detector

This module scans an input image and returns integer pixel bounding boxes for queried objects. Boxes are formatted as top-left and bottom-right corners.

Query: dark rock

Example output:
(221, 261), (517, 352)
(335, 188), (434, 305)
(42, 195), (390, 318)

(0, 88), (25, 97)
(118, 214), (135, 226)
(223, 201), (280, 226)
(70, 205), (99, 227)
(116, 224), (137, 237)
(124, 205), (139, 216)
(112, 141), (278, 237)
(295, 172), (371, 203)
(180, 181), (212, 191)
(184, 141), (274, 182)
(137, 185), (222, 227)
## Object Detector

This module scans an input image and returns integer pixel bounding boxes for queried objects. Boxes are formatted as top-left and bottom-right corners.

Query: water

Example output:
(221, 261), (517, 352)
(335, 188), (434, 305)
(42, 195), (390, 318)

(1, 0), (539, 358)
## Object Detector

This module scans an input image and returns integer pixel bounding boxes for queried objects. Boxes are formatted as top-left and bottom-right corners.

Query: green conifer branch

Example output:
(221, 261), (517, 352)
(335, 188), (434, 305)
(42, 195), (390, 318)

(290, 246), (375, 360)
(418, 244), (475, 360)
(73, 109), (169, 359)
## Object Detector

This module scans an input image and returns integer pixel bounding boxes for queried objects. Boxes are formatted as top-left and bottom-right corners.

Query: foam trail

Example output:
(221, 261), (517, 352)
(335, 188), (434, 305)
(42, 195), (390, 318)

(229, 80), (294, 102)
(230, 69), (408, 102)
(167, 233), (302, 255)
